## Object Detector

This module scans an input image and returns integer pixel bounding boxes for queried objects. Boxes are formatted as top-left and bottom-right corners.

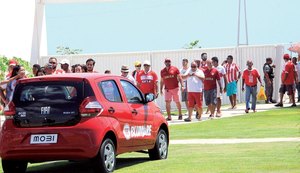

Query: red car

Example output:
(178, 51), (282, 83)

(0, 73), (169, 173)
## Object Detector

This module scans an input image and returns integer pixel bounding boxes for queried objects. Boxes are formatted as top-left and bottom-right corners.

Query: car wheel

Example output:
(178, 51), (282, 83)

(148, 129), (168, 160)
(92, 138), (116, 173)
(2, 159), (28, 173)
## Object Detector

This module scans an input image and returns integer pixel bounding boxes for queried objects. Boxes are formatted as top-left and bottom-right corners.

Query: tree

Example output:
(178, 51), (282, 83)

(183, 40), (201, 49)
(56, 46), (82, 55)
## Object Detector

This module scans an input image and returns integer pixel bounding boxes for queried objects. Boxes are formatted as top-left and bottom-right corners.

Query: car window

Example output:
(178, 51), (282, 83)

(13, 81), (86, 127)
(120, 80), (143, 104)
(99, 80), (122, 102)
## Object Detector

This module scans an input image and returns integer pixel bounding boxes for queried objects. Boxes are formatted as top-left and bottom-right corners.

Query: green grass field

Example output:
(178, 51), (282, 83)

(169, 108), (300, 139)
(18, 142), (300, 173)
(0, 107), (299, 173)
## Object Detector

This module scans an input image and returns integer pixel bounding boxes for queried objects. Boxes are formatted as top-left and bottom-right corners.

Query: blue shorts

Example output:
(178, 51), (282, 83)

(226, 81), (237, 96)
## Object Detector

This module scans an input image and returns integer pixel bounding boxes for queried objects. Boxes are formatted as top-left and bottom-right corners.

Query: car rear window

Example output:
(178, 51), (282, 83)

(12, 80), (94, 127)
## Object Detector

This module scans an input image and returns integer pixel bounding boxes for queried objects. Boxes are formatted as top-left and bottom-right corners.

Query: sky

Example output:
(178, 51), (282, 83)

(0, 0), (297, 108)
(45, 0), (300, 55)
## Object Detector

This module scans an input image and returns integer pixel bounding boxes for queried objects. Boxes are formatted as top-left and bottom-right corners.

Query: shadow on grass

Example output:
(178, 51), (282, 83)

(26, 157), (150, 173)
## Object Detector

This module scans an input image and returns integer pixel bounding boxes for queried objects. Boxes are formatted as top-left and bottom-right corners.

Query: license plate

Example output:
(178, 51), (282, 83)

(30, 134), (58, 144)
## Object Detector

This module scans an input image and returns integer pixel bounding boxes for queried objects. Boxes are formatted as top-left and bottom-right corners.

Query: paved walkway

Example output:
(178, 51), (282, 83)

(170, 137), (300, 144)
(166, 102), (299, 125)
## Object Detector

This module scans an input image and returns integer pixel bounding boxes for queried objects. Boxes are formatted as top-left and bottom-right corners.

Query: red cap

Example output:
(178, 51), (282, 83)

(283, 54), (290, 60)
(164, 58), (171, 62)
(9, 59), (18, 66)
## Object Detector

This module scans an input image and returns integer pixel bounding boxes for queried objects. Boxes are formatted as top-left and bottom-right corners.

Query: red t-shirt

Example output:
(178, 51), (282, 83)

(136, 70), (158, 94)
(160, 66), (180, 90)
(203, 68), (220, 90)
(281, 61), (295, 85)
(242, 68), (260, 86)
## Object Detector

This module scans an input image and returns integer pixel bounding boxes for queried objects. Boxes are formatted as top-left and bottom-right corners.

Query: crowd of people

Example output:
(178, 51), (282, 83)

(0, 53), (299, 121)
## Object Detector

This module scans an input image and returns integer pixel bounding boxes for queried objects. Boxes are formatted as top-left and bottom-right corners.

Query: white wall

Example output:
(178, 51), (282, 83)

(41, 44), (285, 110)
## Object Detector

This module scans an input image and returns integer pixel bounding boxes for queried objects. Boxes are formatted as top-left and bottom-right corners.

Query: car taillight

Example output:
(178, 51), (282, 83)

(79, 97), (103, 117)
(4, 101), (16, 119)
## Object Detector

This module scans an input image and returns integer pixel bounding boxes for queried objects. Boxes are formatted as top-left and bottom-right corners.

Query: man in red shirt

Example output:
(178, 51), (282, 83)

(275, 54), (296, 107)
(203, 60), (222, 118)
(160, 58), (184, 121)
(136, 60), (158, 97)
(242, 60), (263, 113)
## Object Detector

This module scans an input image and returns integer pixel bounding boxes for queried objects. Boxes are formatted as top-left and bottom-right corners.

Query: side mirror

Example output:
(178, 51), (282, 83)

(145, 93), (155, 103)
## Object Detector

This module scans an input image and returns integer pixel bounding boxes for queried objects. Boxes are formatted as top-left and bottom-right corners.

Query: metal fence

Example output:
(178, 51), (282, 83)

(40, 44), (285, 110)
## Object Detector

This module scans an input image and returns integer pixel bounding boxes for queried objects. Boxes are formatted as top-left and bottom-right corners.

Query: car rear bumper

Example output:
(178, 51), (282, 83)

(0, 118), (109, 161)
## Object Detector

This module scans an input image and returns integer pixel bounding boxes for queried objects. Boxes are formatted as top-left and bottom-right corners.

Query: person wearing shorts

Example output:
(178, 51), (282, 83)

(275, 54), (296, 107)
(203, 60), (222, 118)
(181, 61), (205, 121)
(212, 57), (227, 117)
(160, 58), (184, 121)
(180, 58), (189, 110)
(225, 55), (241, 109)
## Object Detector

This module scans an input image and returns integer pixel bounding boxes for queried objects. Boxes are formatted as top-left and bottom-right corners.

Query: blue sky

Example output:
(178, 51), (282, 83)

(45, 0), (300, 55)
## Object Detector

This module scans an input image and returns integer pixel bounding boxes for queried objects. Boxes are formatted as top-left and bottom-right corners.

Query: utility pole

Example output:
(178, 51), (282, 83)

(237, 0), (248, 46)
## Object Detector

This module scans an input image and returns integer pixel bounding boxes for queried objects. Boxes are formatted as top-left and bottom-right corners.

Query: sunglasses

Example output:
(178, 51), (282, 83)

(49, 62), (56, 64)
(135, 65), (141, 67)
(191, 66), (197, 68)
(165, 60), (171, 63)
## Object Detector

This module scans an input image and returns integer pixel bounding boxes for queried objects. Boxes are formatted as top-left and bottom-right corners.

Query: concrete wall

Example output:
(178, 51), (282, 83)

(40, 44), (285, 110)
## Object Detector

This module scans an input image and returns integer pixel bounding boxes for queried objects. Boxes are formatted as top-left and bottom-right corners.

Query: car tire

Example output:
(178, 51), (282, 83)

(92, 138), (116, 173)
(2, 159), (28, 173)
(148, 129), (168, 160)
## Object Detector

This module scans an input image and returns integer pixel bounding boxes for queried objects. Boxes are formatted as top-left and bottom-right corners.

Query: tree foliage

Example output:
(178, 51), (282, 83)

(183, 40), (202, 49)
(0, 55), (32, 80)
(56, 46), (82, 55)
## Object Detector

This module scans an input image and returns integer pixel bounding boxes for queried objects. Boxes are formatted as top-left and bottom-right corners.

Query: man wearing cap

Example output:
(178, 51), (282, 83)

(180, 58), (189, 112)
(60, 59), (71, 73)
(263, 57), (276, 103)
(275, 54), (296, 107)
(48, 57), (64, 74)
(160, 58), (184, 121)
(136, 60), (158, 97)
(132, 61), (142, 80)
(121, 65), (136, 84)
(181, 61), (205, 121)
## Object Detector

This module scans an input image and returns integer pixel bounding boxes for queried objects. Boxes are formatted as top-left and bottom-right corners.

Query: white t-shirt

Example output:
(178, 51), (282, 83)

(215, 65), (226, 88)
(180, 67), (189, 89)
(184, 68), (204, 92)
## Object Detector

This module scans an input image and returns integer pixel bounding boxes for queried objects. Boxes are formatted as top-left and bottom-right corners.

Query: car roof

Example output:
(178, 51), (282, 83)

(18, 73), (125, 83)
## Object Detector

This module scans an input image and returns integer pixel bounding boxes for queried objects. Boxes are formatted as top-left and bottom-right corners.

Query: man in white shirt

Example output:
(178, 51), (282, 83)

(212, 57), (227, 117)
(121, 65), (136, 84)
(180, 58), (189, 111)
(181, 61), (205, 121)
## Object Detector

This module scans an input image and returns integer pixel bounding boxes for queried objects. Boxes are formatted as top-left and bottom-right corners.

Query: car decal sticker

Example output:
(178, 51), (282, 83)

(123, 123), (152, 140)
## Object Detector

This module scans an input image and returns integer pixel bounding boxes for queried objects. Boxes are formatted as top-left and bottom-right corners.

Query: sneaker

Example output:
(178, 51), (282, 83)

(178, 115), (183, 120)
(184, 118), (191, 122)
(209, 115), (214, 119)
(245, 109), (249, 113)
(274, 103), (283, 107)
(290, 104), (297, 107)
(166, 117), (172, 121)
(265, 100), (270, 104)
(270, 100), (277, 103)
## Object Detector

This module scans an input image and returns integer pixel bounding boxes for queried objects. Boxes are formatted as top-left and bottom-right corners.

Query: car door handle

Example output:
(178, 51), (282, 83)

(131, 109), (138, 115)
(108, 107), (115, 114)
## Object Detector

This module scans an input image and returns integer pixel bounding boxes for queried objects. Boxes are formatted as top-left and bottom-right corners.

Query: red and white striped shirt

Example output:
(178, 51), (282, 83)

(225, 63), (241, 83)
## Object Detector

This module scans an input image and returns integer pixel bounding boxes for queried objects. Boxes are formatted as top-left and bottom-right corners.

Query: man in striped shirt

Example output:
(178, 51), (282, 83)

(225, 55), (241, 109)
